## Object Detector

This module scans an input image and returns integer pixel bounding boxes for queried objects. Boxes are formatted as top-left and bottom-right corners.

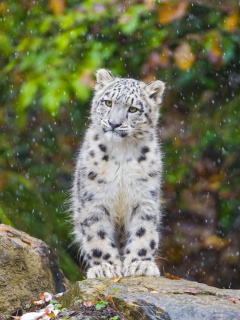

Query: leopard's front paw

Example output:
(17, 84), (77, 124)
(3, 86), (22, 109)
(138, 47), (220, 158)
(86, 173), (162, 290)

(123, 260), (160, 277)
(87, 263), (122, 279)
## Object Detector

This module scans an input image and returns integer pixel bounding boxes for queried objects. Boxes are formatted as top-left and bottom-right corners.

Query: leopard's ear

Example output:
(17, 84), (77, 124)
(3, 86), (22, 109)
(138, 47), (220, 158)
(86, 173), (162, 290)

(145, 80), (165, 105)
(95, 69), (115, 90)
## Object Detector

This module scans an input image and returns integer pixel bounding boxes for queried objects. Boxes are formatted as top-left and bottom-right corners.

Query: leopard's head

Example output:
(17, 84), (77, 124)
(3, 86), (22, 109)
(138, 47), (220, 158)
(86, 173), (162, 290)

(91, 69), (165, 139)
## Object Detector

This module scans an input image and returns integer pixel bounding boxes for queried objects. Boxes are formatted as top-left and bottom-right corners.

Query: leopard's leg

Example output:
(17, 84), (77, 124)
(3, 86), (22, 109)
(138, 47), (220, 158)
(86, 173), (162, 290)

(74, 205), (122, 278)
(123, 202), (161, 277)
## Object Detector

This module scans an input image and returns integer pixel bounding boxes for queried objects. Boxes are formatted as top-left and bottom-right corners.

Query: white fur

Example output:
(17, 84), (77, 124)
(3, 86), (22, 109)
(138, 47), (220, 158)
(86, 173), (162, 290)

(72, 69), (165, 278)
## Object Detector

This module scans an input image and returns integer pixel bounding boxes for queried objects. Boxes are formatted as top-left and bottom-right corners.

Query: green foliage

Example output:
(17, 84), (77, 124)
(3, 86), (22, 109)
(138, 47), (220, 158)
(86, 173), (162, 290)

(95, 300), (108, 311)
(0, 0), (240, 286)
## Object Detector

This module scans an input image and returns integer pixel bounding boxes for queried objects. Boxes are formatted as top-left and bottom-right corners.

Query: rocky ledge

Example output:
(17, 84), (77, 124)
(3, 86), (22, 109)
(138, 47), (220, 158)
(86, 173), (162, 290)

(60, 276), (240, 320)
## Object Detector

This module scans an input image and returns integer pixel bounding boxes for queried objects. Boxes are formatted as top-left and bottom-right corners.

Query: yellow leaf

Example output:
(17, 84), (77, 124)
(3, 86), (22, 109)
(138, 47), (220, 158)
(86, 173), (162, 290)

(224, 12), (239, 31)
(110, 277), (122, 283)
(150, 290), (159, 294)
(158, 2), (188, 25)
(174, 42), (195, 70)
(49, 0), (65, 16)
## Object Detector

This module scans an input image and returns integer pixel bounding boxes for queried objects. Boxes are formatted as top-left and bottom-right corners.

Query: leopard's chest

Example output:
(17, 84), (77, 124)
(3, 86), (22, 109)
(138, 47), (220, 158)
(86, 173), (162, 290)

(96, 158), (144, 222)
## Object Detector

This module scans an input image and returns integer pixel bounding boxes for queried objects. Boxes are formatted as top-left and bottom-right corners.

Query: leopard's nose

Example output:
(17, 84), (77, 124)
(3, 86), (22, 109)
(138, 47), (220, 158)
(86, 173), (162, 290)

(109, 121), (122, 129)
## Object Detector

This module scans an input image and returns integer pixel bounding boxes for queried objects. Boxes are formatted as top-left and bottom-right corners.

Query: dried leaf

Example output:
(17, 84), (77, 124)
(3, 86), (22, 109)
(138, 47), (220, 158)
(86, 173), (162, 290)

(150, 290), (159, 294)
(227, 297), (240, 304)
(184, 287), (197, 295)
(110, 277), (122, 283)
(224, 12), (239, 31)
(164, 267), (182, 280)
(158, 3), (188, 24)
(0, 226), (12, 232)
(83, 296), (98, 307)
(174, 42), (195, 70)
(31, 300), (44, 306)
(21, 240), (32, 246)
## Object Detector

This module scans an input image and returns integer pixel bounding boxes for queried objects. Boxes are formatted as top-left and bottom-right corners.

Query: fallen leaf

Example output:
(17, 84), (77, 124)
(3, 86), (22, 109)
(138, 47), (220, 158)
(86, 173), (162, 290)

(21, 240), (32, 246)
(55, 292), (63, 299)
(158, 2), (188, 24)
(227, 297), (240, 304)
(111, 277), (122, 283)
(83, 296), (98, 307)
(0, 226), (12, 232)
(31, 300), (44, 306)
(150, 290), (159, 294)
(165, 272), (182, 280)
(184, 287), (197, 295)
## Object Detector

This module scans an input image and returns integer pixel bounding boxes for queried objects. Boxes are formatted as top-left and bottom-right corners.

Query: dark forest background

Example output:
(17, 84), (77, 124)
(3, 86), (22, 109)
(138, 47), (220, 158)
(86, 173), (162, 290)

(0, 0), (240, 288)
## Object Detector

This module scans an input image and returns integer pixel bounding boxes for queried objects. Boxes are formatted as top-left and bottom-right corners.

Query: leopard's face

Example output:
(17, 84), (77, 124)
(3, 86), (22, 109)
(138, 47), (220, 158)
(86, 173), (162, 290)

(91, 69), (165, 140)
(97, 79), (149, 138)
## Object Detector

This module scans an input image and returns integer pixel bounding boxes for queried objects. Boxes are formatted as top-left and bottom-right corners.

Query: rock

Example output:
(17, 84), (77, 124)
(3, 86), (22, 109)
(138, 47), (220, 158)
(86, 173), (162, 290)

(0, 224), (70, 313)
(60, 277), (240, 320)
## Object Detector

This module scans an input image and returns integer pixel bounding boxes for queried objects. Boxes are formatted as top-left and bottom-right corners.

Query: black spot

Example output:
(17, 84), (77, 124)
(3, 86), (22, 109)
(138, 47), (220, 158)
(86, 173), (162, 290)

(94, 162), (98, 166)
(102, 207), (110, 216)
(102, 155), (109, 161)
(77, 180), (80, 192)
(103, 271), (107, 277)
(87, 254), (92, 260)
(141, 146), (150, 154)
(138, 177), (148, 182)
(93, 261), (101, 265)
(98, 230), (106, 239)
(138, 155), (146, 162)
(148, 171), (158, 177)
(142, 258), (151, 261)
(103, 253), (111, 260)
(132, 205), (139, 217)
(150, 190), (157, 198)
(126, 249), (130, 254)
(136, 227), (146, 237)
(108, 260), (113, 265)
(135, 266), (140, 273)
(87, 235), (93, 242)
(99, 144), (107, 152)
(89, 215), (100, 222)
(138, 249), (147, 257)
(150, 240), (156, 250)
(86, 193), (94, 201)
(92, 249), (102, 258)
(98, 179), (106, 184)
(88, 171), (98, 180)
(94, 134), (99, 140)
(131, 258), (137, 263)
(110, 242), (116, 248)
(89, 150), (95, 157)
(141, 214), (155, 221)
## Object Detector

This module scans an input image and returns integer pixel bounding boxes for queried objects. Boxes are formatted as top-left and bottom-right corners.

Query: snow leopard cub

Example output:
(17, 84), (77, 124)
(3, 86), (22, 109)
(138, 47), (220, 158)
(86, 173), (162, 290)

(72, 69), (165, 278)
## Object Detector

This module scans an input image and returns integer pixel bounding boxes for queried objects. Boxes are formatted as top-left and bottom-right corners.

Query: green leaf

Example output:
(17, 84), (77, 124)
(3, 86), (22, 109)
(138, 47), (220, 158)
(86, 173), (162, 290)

(19, 80), (38, 110)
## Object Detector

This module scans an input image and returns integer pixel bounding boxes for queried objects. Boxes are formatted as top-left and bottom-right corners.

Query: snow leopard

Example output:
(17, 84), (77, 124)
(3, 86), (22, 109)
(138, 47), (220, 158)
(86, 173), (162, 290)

(72, 69), (165, 278)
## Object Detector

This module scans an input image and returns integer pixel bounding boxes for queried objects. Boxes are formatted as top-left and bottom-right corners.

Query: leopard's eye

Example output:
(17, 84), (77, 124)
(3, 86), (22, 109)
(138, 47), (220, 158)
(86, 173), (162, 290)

(128, 106), (138, 113)
(105, 100), (112, 107)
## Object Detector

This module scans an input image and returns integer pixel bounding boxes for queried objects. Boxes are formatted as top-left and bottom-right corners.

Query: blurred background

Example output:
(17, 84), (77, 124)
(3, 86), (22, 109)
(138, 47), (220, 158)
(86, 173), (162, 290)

(0, 0), (240, 288)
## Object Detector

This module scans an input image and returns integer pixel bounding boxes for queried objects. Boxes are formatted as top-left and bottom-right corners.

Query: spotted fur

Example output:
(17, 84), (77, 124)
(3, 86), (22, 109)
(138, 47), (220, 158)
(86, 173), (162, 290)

(72, 69), (165, 278)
